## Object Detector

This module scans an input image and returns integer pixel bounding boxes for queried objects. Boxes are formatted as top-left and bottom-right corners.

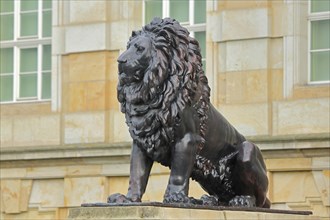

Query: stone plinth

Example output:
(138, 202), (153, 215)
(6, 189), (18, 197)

(67, 203), (317, 220)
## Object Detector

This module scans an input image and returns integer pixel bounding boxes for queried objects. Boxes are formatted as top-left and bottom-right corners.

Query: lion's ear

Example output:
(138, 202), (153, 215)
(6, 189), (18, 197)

(132, 31), (138, 37)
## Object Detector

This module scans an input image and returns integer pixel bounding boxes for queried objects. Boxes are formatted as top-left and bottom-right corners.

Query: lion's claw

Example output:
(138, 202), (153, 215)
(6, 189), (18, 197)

(200, 194), (219, 206)
(229, 195), (256, 207)
(107, 193), (136, 204)
(163, 192), (193, 204)
(163, 192), (190, 204)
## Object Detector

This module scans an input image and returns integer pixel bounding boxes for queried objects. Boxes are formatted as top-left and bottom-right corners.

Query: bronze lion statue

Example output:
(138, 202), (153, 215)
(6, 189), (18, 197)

(108, 17), (270, 208)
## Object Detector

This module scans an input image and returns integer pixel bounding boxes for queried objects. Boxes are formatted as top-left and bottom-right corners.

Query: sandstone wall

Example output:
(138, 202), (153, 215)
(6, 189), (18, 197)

(1, 1), (329, 219)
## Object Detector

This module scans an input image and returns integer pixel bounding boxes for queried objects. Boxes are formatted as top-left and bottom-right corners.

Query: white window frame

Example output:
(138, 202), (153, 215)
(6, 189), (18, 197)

(143, 0), (206, 35)
(142, 0), (206, 65)
(0, 0), (52, 104)
(307, 0), (330, 84)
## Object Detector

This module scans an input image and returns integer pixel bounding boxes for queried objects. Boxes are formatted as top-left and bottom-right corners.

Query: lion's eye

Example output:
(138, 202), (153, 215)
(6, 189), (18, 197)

(135, 44), (145, 53)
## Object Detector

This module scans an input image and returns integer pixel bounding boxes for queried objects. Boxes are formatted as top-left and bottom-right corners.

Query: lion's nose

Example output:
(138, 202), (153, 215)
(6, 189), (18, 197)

(117, 54), (127, 63)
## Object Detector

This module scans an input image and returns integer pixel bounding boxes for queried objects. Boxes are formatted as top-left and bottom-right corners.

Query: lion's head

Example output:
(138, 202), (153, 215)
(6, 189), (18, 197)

(117, 17), (210, 165)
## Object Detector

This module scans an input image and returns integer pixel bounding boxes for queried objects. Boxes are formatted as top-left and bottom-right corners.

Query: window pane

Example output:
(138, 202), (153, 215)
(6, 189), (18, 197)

(0, 48), (13, 74)
(311, 0), (330, 13)
(20, 12), (38, 36)
(21, 0), (38, 11)
(202, 60), (206, 72)
(195, 31), (206, 58)
(0, 75), (13, 101)
(170, 0), (189, 23)
(42, 72), (51, 99)
(43, 0), (52, 9)
(20, 48), (38, 72)
(194, 0), (206, 24)
(311, 19), (330, 50)
(145, 0), (162, 23)
(311, 51), (330, 81)
(0, 0), (14, 13)
(0, 14), (14, 41)
(42, 45), (51, 70)
(19, 73), (37, 97)
(42, 10), (52, 37)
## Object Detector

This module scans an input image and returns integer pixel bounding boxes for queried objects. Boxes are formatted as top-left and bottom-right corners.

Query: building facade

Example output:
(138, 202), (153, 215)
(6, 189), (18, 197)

(0, 0), (329, 219)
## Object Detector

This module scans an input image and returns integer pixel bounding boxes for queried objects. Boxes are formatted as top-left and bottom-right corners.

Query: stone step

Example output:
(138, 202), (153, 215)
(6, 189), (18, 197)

(67, 203), (317, 220)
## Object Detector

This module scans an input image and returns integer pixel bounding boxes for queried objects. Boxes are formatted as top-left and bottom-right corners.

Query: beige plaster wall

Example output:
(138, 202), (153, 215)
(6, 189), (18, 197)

(0, 0), (329, 219)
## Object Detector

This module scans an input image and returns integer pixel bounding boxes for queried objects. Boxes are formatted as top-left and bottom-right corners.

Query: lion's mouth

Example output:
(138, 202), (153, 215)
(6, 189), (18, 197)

(119, 71), (144, 85)
(118, 63), (146, 84)
(118, 63), (125, 74)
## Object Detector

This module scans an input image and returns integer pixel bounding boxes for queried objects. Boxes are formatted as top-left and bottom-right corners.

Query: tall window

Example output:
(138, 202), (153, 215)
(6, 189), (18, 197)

(144, 0), (206, 69)
(308, 0), (330, 83)
(0, 0), (52, 103)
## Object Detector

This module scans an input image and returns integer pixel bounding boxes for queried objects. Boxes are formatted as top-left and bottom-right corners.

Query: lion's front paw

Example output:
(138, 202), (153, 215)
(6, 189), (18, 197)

(200, 194), (219, 206)
(163, 192), (192, 204)
(229, 195), (256, 207)
(107, 193), (138, 204)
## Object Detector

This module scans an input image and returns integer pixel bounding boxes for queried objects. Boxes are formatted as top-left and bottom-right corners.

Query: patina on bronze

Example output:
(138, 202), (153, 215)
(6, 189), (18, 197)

(108, 17), (271, 208)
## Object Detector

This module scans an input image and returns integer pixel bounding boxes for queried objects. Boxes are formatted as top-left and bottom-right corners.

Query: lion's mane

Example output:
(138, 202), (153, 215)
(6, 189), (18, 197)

(117, 17), (210, 166)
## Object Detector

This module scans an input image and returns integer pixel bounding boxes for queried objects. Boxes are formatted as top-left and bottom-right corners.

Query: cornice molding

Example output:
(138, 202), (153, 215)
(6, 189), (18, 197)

(1, 134), (329, 161)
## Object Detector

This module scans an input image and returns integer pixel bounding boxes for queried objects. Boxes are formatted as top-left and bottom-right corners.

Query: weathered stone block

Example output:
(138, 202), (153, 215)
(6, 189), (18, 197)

(220, 70), (268, 104)
(269, 38), (283, 69)
(1, 208), (56, 220)
(1, 168), (27, 179)
(0, 117), (12, 147)
(0, 180), (21, 213)
(65, 82), (86, 112)
(272, 172), (319, 203)
(29, 179), (64, 209)
(66, 165), (102, 177)
(64, 112), (105, 144)
(108, 110), (131, 143)
(26, 166), (66, 179)
(218, 0), (269, 10)
(219, 103), (269, 136)
(106, 81), (119, 110)
(67, 206), (318, 220)
(12, 115), (60, 147)
(219, 39), (268, 72)
(221, 8), (269, 41)
(107, 177), (129, 200)
(312, 168), (330, 206)
(67, 81), (106, 112)
(69, 1), (106, 24)
(106, 51), (120, 110)
(143, 175), (170, 202)
(19, 180), (32, 212)
(62, 51), (120, 112)
(0, 102), (52, 116)
(102, 164), (130, 177)
(67, 52), (107, 83)
(107, 1), (142, 21)
(65, 23), (107, 53)
(273, 98), (330, 135)
(266, 158), (312, 172)
(270, 69), (284, 101)
(64, 177), (107, 206)
(293, 86), (330, 100)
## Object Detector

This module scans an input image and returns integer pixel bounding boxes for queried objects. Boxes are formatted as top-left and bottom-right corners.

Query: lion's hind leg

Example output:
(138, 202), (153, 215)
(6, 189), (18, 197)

(231, 141), (270, 208)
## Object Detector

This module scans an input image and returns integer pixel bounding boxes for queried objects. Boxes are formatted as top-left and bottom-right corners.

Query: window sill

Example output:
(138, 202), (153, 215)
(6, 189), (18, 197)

(0, 101), (52, 116)
(0, 99), (51, 105)
(293, 84), (330, 99)
(307, 80), (330, 85)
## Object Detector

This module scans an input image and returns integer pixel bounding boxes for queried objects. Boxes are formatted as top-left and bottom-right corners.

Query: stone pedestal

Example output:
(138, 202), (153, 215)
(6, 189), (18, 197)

(67, 203), (317, 220)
